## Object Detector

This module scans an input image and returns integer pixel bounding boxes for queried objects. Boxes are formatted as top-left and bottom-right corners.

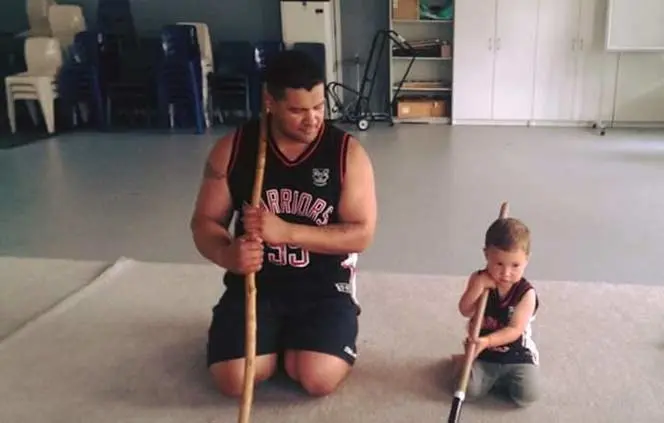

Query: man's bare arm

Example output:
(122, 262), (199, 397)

(286, 137), (377, 255)
(190, 132), (236, 268)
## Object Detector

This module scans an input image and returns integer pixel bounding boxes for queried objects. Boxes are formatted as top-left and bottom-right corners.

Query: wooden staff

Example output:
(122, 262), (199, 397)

(448, 201), (509, 423)
(238, 85), (269, 423)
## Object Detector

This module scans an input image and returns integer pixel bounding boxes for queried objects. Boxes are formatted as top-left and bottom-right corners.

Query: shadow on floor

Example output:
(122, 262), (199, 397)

(0, 129), (54, 150)
(0, 104), (73, 149)
(93, 318), (315, 411)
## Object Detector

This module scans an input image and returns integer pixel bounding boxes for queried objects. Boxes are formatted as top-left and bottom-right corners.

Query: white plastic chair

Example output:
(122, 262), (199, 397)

(26, 0), (56, 36)
(177, 22), (214, 128)
(5, 37), (63, 134)
(48, 4), (86, 53)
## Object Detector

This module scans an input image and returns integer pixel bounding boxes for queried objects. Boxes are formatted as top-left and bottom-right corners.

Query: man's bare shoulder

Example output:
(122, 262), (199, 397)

(344, 135), (374, 169)
(203, 130), (238, 180)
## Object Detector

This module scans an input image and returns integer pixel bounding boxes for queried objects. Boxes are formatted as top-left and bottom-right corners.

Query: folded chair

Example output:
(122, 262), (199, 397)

(26, 0), (56, 37)
(48, 4), (86, 55)
(177, 22), (213, 128)
(5, 36), (63, 134)
(156, 24), (205, 134)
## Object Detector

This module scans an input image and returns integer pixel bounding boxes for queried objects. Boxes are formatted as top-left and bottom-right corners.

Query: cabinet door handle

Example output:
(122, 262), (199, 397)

(579, 38), (584, 50)
(488, 38), (493, 50)
(572, 38), (576, 51)
(496, 38), (501, 50)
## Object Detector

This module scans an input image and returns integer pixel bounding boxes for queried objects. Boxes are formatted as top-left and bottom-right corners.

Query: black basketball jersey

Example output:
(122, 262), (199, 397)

(222, 116), (357, 298)
(477, 274), (540, 365)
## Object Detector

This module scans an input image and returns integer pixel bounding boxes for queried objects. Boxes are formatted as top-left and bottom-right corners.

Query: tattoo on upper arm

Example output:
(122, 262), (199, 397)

(203, 161), (226, 180)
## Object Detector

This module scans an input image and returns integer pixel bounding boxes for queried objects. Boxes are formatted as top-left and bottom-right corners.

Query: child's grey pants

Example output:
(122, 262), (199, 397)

(466, 360), (540, 407)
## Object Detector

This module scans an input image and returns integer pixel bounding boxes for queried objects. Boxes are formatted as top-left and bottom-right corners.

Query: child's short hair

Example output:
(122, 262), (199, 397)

(485, 217), (531, 254)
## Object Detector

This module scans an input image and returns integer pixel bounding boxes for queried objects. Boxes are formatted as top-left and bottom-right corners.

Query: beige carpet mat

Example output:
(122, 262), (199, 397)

(0, 258), (662, 423)
(0, 256), (111, 341)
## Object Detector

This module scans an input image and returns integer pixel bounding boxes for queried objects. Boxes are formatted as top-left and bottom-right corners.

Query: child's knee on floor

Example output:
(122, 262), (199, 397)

(508, 383), (539, 407)
(464, 364), (496, 401)
(465, 380), (491, 401)
(505, 366), (540, 407)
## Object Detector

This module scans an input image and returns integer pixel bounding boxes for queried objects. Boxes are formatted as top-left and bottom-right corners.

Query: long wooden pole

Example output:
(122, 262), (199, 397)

(238, 85), (269, 423)
(447, 201), (509, 423)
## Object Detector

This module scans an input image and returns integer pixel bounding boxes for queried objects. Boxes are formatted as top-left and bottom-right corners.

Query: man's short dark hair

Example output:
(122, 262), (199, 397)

(263, 49), (325, 101)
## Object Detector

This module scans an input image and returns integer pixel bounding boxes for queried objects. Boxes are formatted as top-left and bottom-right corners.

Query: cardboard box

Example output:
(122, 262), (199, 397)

(393, 0), (419, 20)
(397, 98), (446, 118)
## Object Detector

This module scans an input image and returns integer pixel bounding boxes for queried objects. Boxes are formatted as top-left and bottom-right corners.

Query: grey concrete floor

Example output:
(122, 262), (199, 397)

(1, 123), (663, 286)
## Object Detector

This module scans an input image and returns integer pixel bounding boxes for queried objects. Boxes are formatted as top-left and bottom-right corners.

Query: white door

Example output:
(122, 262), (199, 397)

(573, 0), (618, 123)
(452, 0), (496, 121)
(531, 0), (580, 121)
(491, 0), (539, 121)
(280, 0), (338, 84)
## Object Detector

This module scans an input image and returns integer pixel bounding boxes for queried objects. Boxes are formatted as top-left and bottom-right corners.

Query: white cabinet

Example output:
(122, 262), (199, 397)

(531, 0), (579, 121)
(532, 0), (618, 123)
(452, 0), (538, 123)
(575, 0), (618, 123)
(451, 0), (663, 127)
(491, 0), (539, 121)
(451, 0), (495, 121)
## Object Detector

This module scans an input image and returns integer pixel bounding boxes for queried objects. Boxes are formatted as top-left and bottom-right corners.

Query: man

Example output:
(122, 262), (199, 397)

(190, 49), (377, 398)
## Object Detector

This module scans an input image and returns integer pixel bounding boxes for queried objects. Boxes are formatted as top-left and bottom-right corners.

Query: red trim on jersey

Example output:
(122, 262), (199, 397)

(268, 121), (326, 167)
(226, 126), (243, 175)
(340, 133), (350, 185)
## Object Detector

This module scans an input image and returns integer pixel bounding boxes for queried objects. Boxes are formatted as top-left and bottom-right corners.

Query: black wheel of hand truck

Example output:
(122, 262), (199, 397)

(356, 118), (370, 131)
(592, 123), (606, 135)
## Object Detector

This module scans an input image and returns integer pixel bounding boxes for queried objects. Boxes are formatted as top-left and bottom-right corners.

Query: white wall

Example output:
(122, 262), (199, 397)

(613, 54), (664, 123)
(451, 0), (664, 126)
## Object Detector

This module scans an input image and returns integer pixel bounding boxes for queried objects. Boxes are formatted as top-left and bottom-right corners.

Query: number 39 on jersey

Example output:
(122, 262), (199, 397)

(266, 243), (310, 268)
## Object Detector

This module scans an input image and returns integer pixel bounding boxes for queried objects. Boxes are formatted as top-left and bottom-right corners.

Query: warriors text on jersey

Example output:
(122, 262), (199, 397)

(223, 116), (359, 300)
(477, 273), (540, 365)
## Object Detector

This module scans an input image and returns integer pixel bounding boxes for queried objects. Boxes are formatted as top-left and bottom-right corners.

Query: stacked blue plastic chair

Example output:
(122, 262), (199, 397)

(213, 41), (254, 122)
(96, 0), (137, 52)
(59, 31), (110, 130)
(249, 41), (283, 117)
(156, 24), (205, 134)
(104, 36), (159, 128)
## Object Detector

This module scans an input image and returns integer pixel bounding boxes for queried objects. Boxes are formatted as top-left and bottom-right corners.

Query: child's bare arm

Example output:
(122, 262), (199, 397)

(458, 271), (495, 317)
(484, 288), (537, 348)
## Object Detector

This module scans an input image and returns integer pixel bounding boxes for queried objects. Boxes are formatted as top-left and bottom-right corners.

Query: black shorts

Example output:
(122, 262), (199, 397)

(206, 289), (360, 367)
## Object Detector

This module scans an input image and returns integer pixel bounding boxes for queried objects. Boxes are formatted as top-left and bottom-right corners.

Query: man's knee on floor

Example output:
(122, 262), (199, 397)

(287, 361), (346, 397)
(210, 357), (276, 398)
(299, 369), (345, 397)
(213, 373), (244, 398)
(285, 352), (351, 397)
